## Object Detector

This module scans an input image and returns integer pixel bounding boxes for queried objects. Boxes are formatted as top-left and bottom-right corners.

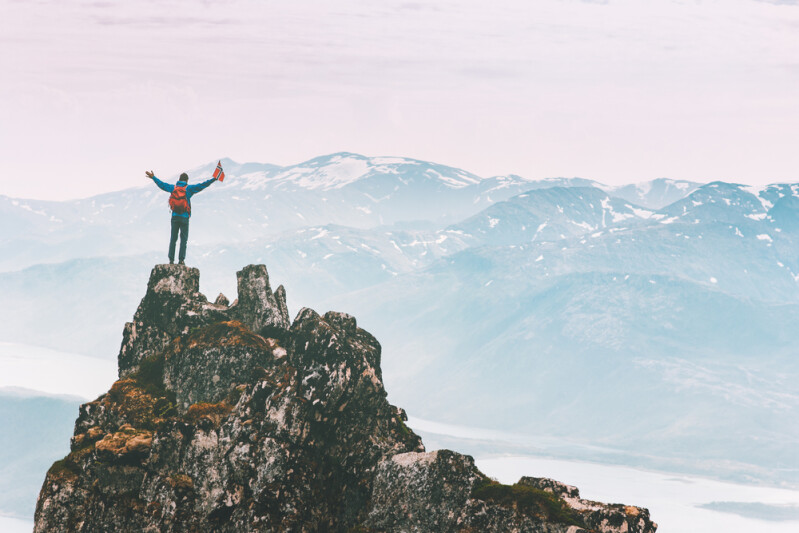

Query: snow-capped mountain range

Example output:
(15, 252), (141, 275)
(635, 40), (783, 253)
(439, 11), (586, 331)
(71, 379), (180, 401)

(0, 153), (700, 272)
(1, 152), (797, 515)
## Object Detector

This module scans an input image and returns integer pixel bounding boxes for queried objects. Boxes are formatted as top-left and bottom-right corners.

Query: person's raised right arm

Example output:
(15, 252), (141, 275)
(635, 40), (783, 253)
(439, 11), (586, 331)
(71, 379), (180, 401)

(146, 170), (174, 193)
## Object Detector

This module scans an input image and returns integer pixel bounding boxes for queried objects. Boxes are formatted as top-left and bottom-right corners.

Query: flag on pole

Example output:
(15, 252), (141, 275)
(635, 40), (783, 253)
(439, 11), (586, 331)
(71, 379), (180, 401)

(213, 160), (225, 182)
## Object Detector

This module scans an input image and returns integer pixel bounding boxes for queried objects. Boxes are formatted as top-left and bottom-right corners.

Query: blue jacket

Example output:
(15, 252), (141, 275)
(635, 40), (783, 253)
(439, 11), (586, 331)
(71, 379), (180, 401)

(151, 176), (216, 218)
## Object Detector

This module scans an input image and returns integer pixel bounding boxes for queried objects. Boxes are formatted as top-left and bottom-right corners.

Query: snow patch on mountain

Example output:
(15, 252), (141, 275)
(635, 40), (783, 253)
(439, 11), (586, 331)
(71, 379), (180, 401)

(286, 154), (371, 189)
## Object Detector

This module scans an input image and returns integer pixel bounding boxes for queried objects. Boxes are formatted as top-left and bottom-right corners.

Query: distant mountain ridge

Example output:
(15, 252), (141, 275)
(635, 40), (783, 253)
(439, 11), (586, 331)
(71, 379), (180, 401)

(0, 152), (701, 272)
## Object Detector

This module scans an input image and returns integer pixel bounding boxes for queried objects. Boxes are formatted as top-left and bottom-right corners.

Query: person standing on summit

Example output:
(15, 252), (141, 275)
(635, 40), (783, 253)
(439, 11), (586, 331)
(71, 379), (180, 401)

(145, 169), (219, 265)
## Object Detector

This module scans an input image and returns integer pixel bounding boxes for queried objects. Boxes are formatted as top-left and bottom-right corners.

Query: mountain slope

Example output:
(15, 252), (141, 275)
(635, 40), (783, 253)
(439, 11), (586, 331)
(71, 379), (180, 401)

(449, 186), (655, 246)
(610, 178), (701, 209)
(336, 258), (799, 485)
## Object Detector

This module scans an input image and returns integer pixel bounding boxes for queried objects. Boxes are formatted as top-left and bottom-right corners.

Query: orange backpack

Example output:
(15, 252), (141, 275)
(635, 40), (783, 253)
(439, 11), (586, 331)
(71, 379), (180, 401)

(168, 186), (190, 214)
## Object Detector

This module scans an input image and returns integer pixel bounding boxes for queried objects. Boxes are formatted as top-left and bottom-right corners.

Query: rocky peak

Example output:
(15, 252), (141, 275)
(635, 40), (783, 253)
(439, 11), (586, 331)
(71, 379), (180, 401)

(118, 263), (289, 377)
(36, 264), (657, 533)
(148, 263), (201, 295)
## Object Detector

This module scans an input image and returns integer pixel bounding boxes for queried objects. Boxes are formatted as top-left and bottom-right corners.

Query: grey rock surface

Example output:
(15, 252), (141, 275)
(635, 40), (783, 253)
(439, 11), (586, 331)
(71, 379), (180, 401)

(162, 321), (277, 409)
(367, 450), (482, 532)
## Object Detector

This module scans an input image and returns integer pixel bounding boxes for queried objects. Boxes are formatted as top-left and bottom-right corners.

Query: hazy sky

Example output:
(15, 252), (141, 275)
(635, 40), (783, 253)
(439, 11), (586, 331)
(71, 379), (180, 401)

(1, 0), (798, 200)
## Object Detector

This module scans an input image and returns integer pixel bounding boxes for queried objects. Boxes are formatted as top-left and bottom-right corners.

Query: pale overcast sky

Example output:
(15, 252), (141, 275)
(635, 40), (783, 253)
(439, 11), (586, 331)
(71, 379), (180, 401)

(1, 0), (798, 200)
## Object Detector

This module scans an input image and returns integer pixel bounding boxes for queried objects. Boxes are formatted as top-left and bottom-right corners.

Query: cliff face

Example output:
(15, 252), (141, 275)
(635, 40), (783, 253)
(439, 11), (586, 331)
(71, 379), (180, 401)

(35, 264), (657, 533)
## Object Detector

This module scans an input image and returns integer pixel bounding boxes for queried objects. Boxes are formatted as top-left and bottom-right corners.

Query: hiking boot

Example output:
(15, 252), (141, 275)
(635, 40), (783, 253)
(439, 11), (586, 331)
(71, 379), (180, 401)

(178, 260), (185, 265)
(169, 259), (174, 265)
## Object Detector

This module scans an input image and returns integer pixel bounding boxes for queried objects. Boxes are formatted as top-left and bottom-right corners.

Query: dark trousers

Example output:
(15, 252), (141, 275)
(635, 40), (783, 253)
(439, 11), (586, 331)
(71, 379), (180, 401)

(169, 216), (190, 262)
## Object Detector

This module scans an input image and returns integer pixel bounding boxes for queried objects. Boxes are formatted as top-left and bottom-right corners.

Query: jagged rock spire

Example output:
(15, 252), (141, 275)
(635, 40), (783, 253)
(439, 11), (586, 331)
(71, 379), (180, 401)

(229, 264), (290, 337)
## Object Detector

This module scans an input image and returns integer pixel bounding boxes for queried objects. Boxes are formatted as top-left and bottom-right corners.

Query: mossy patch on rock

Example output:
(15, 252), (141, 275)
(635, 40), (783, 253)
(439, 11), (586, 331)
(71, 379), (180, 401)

(104, 377), (174, 430)
(46, 457), (81, 484)
(95, 424), (153, 463)
(133, 351), (168, 395)
(186, 320), (271, 350)
(167, 473), (194, 491)
(472, 478), (585, 526)
(185, 401), (233, 427)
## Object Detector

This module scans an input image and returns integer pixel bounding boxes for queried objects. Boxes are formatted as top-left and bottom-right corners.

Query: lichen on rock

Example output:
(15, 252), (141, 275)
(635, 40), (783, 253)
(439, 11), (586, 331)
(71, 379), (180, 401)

(35, 264), (657, 533)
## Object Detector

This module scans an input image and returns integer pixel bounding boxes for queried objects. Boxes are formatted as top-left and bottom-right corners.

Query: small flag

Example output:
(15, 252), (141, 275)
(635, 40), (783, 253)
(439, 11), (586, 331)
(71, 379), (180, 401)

(213, 160), (225, 182)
